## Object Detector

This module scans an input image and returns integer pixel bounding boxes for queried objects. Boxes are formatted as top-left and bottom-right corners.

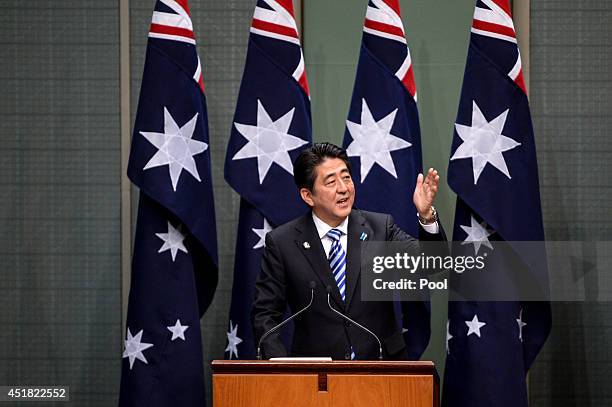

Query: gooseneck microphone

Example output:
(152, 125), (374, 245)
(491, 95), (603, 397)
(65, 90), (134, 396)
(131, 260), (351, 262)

(326, 286), (383, 360)
(257, 281), (316, 360)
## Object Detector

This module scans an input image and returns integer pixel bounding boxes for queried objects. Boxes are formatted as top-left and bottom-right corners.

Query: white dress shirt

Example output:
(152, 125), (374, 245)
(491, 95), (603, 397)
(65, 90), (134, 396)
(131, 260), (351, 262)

(312, 213), (349, 258)
(311, 212), (439, 258)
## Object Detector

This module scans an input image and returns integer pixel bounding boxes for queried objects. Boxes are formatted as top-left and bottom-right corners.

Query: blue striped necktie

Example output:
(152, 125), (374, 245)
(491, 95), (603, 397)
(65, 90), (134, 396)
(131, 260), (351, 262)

(326, 228), (356, 359)
(326, 228), (347, 301)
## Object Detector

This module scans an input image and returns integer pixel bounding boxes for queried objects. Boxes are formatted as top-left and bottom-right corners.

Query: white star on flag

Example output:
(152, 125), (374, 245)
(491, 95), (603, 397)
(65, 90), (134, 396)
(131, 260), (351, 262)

(346, 98), (412, 182)
(122, 328), (154, 370)
(460, 215), (495, 255)
(451, 101), (521, 184)
(225, 320), (243, 360)
(167, 319), (189, 341)
(232, 99), (308, 184)
(446, 320), (453, 354)
(252, 217), (273, 250)
(156, 221), (188, 262)
(516, 309), (527, 342)
(465, 314), (486, 338)
(140, 107), (208, 191)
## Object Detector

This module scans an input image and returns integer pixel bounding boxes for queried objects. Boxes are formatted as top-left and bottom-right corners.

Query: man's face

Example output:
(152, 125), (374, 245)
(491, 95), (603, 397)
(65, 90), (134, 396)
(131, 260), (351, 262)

(300, 157), (355, 227)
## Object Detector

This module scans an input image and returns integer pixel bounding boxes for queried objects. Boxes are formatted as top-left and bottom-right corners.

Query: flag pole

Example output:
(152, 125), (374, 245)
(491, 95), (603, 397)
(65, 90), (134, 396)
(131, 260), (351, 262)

(119, 0), (132, 337)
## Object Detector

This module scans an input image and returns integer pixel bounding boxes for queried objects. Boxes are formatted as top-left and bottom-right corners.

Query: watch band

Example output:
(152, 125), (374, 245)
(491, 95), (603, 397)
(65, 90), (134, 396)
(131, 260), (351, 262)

(417, 206), (438, 225)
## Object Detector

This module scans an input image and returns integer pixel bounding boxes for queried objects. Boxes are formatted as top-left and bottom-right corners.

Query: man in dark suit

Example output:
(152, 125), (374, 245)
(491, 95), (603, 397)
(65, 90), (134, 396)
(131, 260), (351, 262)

(252, 142), (445, 360)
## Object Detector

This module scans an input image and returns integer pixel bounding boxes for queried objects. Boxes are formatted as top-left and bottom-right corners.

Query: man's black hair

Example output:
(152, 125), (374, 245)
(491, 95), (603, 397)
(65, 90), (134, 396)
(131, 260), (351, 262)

(293, 142), (352, 191)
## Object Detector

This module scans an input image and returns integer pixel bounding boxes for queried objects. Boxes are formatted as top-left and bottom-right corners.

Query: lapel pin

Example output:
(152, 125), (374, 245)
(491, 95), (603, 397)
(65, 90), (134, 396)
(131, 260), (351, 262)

(360, 232), (368, 241)
(303, 241), (311, 249)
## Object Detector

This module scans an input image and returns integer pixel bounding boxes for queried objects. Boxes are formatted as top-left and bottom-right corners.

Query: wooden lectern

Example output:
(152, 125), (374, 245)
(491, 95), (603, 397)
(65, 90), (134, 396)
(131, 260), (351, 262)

(212, 360), (439, 407)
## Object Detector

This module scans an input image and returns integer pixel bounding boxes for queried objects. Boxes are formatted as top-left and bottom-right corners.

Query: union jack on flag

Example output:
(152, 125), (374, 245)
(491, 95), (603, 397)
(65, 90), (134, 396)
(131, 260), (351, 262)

(148, 0), (205, 91)
(361, 0), (417, 99)
(119, 0), (217, 405)
(442, 1), (550, 406)
(342, 0), (430, 359)
(224, 0), (312, 360)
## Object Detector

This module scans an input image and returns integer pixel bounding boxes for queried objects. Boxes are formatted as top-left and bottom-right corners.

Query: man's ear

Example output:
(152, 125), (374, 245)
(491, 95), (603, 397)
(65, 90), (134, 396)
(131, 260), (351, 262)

(300, 187), (314, 207)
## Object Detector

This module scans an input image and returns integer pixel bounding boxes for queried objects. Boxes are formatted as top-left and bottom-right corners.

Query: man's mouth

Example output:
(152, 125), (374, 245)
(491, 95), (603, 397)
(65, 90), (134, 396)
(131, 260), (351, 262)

(337, 197), (349, 205)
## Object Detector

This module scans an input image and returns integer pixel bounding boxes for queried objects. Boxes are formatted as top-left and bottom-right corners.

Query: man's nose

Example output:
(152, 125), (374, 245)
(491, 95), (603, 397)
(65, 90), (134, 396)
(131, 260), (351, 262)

(336, 178), (348, 193)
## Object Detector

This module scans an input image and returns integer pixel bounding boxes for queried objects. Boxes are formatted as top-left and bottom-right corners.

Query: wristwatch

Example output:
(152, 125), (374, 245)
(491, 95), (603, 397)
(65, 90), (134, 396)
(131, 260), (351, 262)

(417, 206), (438, 225)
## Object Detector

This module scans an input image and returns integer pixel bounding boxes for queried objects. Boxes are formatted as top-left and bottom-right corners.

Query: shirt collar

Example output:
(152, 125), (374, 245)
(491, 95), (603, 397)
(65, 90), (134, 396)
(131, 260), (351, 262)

(311, 212), (349, 240)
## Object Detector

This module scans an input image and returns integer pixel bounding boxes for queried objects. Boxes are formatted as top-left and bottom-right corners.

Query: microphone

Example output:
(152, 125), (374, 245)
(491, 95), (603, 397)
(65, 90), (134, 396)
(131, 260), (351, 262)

(326, 286), (383, 360)
(257, 281), (316, 360)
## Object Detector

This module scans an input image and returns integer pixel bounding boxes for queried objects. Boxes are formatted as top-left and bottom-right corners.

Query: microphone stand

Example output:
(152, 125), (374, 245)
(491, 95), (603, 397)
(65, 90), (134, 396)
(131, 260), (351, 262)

(257, 282), (315, 360)
(326, 287), (383, 360)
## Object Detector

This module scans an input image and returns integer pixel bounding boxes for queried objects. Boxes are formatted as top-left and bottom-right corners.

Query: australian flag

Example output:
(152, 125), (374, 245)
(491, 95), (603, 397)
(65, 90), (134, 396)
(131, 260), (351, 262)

(342, 0), (429, 359)
(442, 0), (551, 405)
(224, 0), (312, 359)
(119, 0), (218, 405)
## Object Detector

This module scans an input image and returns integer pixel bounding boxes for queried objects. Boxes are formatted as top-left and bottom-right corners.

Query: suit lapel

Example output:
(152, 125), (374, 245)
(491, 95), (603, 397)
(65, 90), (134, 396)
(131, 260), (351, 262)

(345, 210), (371, 310)
(294, 213), (345, 309)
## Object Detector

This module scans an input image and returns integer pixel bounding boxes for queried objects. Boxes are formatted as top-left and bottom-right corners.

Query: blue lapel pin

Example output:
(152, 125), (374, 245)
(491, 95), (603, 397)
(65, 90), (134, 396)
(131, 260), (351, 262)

(359, 232), (368, 241)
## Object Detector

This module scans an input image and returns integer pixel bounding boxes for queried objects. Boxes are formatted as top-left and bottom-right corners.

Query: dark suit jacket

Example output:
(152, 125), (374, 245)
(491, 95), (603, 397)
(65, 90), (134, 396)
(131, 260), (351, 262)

(251, 209), (445, 360)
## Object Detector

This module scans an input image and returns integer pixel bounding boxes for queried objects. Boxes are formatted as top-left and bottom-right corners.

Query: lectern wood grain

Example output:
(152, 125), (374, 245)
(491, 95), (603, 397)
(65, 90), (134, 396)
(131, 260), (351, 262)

(212, 361), (438, 407)
(213, 374), (324, 407)
(329, 375), (433, 407)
